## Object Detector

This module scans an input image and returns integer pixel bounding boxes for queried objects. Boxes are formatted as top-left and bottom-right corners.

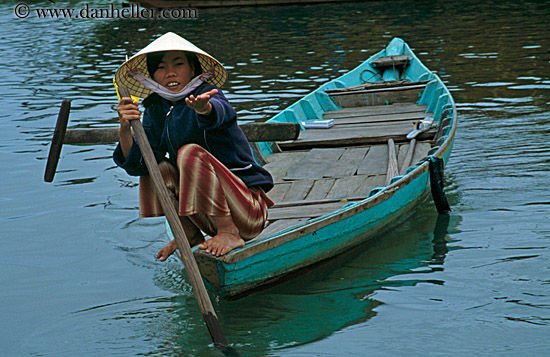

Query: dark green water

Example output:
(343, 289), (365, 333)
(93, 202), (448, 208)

(1, 0), (549, 355)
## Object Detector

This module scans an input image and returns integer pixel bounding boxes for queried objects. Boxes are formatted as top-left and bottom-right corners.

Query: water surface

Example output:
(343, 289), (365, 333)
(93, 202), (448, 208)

(1, 0), (549, 355)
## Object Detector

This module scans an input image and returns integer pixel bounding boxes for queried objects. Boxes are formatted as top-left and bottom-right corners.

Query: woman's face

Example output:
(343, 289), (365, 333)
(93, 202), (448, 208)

(152, 51), (195, 92)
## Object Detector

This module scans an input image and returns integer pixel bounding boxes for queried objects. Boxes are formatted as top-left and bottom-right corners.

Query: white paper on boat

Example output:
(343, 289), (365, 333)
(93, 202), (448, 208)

(302, 119), (335, 129)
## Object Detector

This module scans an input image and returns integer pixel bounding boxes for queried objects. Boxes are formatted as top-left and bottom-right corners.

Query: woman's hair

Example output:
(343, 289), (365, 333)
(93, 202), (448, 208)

(146, 51), (203, 78)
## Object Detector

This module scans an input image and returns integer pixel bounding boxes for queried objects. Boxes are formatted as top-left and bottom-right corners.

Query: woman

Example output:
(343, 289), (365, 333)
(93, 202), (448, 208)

(113, 32), (274, 258)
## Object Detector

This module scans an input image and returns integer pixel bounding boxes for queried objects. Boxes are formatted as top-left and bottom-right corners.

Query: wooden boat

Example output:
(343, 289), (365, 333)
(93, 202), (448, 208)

(178, 37), (457, 298)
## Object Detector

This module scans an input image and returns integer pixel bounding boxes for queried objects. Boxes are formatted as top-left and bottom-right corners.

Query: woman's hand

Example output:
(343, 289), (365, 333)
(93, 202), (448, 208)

(186, 89), (218, 116)
(117, 97), (141, 133)
(117, 97), (140, 159)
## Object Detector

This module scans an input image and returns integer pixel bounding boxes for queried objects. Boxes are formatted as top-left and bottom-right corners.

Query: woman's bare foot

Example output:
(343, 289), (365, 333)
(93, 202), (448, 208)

(156, 239), (178, 261)
(198, 215), (244, 256)
(198, 230), (244, 256)
(156, 217), (205, 262)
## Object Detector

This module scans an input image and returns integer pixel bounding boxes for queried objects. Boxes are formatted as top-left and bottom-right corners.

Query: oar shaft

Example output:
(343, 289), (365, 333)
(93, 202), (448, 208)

(120, 87), (227, 348)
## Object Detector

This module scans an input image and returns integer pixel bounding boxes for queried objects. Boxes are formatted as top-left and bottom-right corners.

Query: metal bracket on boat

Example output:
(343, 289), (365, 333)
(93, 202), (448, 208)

(429, 156), (451, 214)
(406, 116), (436, 140)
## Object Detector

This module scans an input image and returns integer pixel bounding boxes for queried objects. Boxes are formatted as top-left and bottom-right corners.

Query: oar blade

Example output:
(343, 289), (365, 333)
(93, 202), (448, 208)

(44, 100), (71, 182)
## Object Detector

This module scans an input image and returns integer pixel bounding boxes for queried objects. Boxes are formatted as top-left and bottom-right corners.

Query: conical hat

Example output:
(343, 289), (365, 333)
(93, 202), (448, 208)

(114, 32), (227, 99)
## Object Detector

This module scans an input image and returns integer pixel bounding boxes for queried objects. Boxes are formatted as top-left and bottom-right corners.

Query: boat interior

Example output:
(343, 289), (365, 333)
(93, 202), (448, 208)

(250, 56), (449, 241)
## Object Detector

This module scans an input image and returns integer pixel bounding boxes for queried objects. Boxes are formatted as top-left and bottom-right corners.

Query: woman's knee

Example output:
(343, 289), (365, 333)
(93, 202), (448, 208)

(178, 143), (208, 160)
(237, 219), (267, 241)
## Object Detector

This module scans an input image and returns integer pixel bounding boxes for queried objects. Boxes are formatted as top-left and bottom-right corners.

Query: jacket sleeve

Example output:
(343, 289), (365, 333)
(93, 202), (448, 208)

(112, 107), (167, 176)
(195, 88), (237, 130)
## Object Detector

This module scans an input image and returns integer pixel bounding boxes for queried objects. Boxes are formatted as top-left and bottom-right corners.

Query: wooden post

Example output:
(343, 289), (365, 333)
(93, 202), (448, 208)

(119, 87), (228, 348)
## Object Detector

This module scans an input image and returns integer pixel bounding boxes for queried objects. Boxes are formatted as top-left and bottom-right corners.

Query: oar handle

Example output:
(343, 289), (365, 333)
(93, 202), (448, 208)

(118, 86), (228, 348)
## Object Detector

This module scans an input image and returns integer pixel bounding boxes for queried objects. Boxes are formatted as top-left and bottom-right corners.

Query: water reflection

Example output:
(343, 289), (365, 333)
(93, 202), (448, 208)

(431, 214), (451, 265)
(29, 208), (458, 355)
(130, 207), (460, 354)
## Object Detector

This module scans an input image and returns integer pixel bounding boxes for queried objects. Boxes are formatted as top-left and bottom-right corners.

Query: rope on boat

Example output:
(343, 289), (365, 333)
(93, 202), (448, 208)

(360, 68), (384, 83)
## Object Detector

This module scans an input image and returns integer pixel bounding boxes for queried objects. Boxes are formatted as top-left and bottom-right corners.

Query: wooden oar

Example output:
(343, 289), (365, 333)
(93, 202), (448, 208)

(399, 138), (416, 175)
(44, 108), (300, 183)
(118, 86), (229, 349)
(385, 138), (399, 186)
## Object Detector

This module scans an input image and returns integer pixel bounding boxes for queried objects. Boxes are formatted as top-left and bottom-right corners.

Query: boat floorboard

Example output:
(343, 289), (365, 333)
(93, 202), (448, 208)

(262, 102), (434, 232)
(251, 218), (308, 242)
(258, 102), (434, 242)
(264, 144), (431, 189)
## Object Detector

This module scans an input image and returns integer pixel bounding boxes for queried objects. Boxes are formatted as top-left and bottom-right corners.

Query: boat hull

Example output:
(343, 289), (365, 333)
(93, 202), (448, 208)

(197, 163), (433, 297)
(187, 37), (457, 298)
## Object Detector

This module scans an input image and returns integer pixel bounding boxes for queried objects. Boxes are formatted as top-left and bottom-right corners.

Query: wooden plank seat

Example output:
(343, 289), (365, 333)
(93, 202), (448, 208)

(369, 55), (412, 81)
(370, 55), (411, 69)
(323, 104), (431, 126)
(326, 81), (429, 108)
(278, 121), (435, 149)
(324, 103), (429, 121)
(278, 102), (435, 150)
(324, 80), (429, 95)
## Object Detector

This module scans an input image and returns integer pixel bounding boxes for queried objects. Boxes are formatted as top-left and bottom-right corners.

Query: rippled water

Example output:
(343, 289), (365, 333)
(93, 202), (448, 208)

(1, 0), (549, 355)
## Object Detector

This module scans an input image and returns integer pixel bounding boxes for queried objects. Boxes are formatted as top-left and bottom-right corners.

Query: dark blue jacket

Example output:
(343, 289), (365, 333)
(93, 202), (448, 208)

(113, 83), (274, 192)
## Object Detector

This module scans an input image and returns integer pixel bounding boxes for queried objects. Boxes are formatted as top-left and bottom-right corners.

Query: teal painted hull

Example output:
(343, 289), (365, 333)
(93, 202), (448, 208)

(188, 38), (458, 298)
(202, 169), (430, 297)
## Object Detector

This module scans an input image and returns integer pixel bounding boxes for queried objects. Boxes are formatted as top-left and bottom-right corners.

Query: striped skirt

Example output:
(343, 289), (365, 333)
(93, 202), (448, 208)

(138, 143), (273, 240)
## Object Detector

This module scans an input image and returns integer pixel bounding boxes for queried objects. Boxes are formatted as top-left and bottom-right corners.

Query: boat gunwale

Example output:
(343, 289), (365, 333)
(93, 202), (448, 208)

(399, 40), (458, 161)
